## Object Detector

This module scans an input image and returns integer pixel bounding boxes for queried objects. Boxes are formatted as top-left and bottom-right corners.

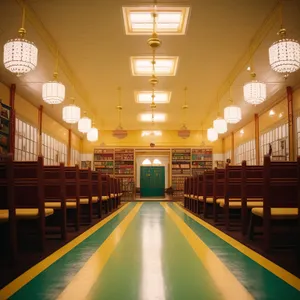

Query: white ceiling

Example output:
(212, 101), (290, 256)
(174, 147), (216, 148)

(0, 0), (299, 136)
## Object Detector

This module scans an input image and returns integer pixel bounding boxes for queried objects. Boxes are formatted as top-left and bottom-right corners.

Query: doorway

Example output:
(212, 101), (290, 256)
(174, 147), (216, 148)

(135, 149), (171, 200)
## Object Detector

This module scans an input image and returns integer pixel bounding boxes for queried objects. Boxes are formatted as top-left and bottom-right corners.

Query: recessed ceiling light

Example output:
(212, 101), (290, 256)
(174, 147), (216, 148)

(269, 109), (275, 116)
(141, 131), (162, 137)
(131, 56), (179, 76)
(139, 113), (166, 122)
(122, 6), (190, 35)
(240, 129), (244, 135)
(135, 91), (171, 104)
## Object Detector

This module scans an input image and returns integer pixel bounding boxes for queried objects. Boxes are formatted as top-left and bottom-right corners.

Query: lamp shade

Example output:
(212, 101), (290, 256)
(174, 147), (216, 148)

(142, 158), (151, 165)
(269, 33), (300, 75)
(207, 127), (218, 142)
(62, 104), (81, 124)
(87, 127), (98, 142)
(213, 117), (227, 134)
(224, 105), (242, 124)
(243, 80), (266, 105)
(78, 116), (92, 133)
(42, 81), (65, 104)
(3, 38), (38, 76)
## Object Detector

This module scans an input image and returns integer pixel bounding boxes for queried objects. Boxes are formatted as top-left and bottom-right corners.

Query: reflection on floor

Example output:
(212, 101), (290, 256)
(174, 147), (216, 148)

(1, 202), (300, 300)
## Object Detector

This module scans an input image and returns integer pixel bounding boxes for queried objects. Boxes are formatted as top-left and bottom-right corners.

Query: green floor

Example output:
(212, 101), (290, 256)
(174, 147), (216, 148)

(4, 202), (300, 300)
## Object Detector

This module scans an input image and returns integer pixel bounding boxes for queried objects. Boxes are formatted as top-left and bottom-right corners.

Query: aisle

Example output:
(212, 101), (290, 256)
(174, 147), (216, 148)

(1, 202), (300, 300)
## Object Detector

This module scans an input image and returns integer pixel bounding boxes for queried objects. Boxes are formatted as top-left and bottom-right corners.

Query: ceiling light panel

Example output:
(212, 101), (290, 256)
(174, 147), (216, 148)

(135, 91), (171, 104)
(123, 7), (190, 35)
(131, 56), (179, 76)
(139, 113), (166, 122)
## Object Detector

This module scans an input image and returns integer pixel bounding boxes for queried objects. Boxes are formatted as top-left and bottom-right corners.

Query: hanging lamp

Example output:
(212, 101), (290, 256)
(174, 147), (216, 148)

(42, 50), (65, 104)
(243, 72), (266, 105)
(224, 86), (242, 124)
(213, 117), (227, 134)
(207, 127), (218, 142)
(3, 5), (38, 76)
(178, 87), (190, 139)
(78, 112), (92, 133)
(268, 3), (300, 77)
(87, 125), (98, 142)
(62, 97), (81, 124)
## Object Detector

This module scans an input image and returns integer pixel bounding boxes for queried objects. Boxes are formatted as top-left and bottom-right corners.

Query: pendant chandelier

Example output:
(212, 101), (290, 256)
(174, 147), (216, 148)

(207, 127), (218, 142)
(42, 73), (65, 104)
(42, 51), (65, 104)
(78, 113), (92, 133)
(224, 105), (242, 124)
(269, 28), (300, 76)
(62, 98), (81, 124)
(243, 72), (266, 105)
(3, 6), (38, 76)
(213, 117), (227, 134)
(87, 126), (98, 142)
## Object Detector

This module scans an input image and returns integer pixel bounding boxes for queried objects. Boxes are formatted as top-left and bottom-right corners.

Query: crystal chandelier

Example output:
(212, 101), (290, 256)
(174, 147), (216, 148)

(42, 73), (65, 104)
(3, 7), (38, 76)
(62, 100), (81, 124)
(224, 105), (242, 124)
(87, 127), (98, 142)
(213, 117), (227, 134)
(78, 113), (92, 133)
(207, 127), (218, 142)
(269, 28), (300, 76)
(243, 72), (266, 105)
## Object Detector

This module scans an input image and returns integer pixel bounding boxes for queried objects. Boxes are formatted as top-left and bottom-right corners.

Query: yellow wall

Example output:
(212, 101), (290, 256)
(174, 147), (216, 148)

(0, 82), (10, 105)
(82, 130), (223, 153)
(0, 82), (80, 150)
(234, 120), (255, 148)
(259, 98), (288, 133)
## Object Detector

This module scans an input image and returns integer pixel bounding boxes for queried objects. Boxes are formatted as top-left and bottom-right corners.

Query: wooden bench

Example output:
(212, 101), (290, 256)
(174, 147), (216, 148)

(213, 168), (225, 222)
(202, 170), (214, 218)
(249, 155), (300, 252)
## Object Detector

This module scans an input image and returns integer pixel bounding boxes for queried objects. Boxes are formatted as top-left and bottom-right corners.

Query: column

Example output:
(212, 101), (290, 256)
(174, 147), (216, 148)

(37, 105), (43, 156)
(255, 113), (260, 164)
(67, 129), (71, 166)
(287, 86), (294, 161)
(231, 132), (234, 164)
(9, 84), (16, 158)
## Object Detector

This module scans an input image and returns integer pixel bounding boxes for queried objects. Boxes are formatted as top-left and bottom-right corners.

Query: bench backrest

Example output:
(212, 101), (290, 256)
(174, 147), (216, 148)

(264, 155), (300, 208)
(213, 168), (225, 199)
(225, 165), (242, 198)
(203, 170), (214, 198)
(44, 164), (65, 200)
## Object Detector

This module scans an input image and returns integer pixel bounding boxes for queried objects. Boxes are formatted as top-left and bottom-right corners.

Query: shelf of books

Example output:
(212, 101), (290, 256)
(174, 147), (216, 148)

(93, 148), (114, 175)
(191, 148), (213, 175)
(171, 148), (191, 197)
(0, 100), (11, 155)
(114, 148), (135, 193)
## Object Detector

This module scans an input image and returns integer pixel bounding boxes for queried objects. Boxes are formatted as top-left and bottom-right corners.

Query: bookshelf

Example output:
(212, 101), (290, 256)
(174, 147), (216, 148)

(115, 148), (135, 194)
(0, 100), (11, 155)
(191, 148), (213, 175)
(171, 149), (191, 197)
(93, 148), (114, 174)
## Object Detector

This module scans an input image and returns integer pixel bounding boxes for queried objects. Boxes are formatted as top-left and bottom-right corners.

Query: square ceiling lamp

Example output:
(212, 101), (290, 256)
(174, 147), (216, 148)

(139, 113), (166, 122)
(135, 91), (171, 104)
(122, 6), (190, 35)
(130, 56), (178, 76)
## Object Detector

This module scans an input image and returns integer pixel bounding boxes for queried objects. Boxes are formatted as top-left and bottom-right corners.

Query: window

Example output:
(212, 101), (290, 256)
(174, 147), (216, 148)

(42, 133), (67, 165)
(225, 150), (231, 163)
(260, 123), (289, 163)
(14, 118), (37, 161)
(235, 139), (256, 165)
(71, 148), (80, 166)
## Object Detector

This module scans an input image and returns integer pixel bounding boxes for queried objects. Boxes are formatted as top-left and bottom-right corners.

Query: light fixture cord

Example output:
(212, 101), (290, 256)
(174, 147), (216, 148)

(183, 87), (188, 126)
(229, 85), (234, 104)
(54, 49), (59, 79)
(21, 4), (26, 29)
(279, 0), (283, 29)
(117, 87), (122, 127)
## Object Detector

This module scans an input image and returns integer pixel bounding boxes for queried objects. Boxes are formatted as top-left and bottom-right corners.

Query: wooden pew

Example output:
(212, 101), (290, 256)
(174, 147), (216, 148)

(0, 156), (54, 258)
(101, 175), (111, 214)
(44, 163), (67, 240)
(91, 170), (102, 219)
(190, 175), (198, 213)
(249, 155), (300, 252)
(241, 161), (264, 235)
(196, 174), (204, 215)
(202, 170), (214, 218)
(213, 168), (225, 222)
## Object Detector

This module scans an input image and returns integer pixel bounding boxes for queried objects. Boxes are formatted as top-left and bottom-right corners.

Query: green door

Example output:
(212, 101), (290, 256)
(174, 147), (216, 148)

(140, 166), (165, 197)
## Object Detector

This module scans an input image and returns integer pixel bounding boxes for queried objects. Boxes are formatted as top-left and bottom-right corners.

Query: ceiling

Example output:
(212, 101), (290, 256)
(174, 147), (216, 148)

(0, 0), (300, 137)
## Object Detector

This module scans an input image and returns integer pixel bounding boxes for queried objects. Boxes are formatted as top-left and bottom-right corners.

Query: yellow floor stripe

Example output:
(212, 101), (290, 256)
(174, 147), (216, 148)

(0, 203), (130, 299)
(161, 203), (254, 300)
(174, 202), (300, 291)
(57, 202), (143, 300)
